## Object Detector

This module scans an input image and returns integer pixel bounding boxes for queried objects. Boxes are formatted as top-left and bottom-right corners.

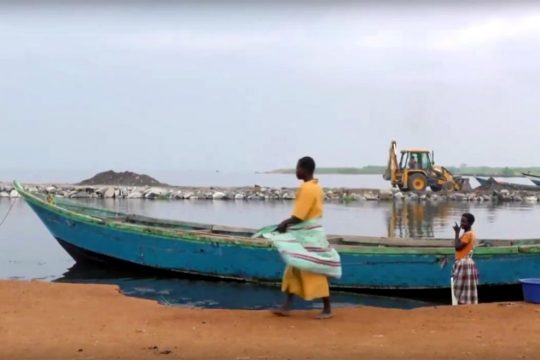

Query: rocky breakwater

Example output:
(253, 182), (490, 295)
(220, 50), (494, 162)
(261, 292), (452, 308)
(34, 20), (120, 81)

(4, 170), (540, 203)
(5, 183), (540, 204)
(7, 183), (381, 202)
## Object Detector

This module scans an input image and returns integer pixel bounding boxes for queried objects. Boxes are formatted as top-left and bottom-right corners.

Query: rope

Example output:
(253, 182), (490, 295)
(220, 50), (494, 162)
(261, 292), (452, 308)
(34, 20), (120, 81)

(0, 197), (18, 228)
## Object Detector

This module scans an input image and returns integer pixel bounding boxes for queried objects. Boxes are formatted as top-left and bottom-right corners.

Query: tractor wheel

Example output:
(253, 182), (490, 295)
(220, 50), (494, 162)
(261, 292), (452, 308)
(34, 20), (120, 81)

(408, 174), (427, 192)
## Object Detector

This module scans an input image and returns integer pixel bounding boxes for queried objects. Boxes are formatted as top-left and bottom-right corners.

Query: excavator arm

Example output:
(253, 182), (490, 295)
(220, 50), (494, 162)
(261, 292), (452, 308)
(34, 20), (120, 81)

(383, 140), (399, 182)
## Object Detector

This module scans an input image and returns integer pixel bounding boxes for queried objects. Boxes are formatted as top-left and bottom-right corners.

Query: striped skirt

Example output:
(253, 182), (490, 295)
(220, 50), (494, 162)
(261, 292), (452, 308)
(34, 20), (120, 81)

(452, 257), (480, 305)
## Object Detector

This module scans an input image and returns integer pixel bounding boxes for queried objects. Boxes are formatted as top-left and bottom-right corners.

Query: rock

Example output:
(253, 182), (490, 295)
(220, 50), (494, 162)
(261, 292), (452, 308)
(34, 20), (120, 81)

(524, 196), (538, 202)
(119, 187), (129, 198)
(46, 186), (56, 193)
(0, 192), (9, 198)
(406, 192), (419, 201)
(70, 191), (91, 199)
(234, 193), (245, 200)
(9, 190), (20, 198)
(200, 192), (210, 199)
(212, 192), (226, 200)
(282, 192), (295, 200)
(451, 193), (466, 201)
(393, 191), (404, 200)
(364, 192), (379, 201)
(144, 188), (164, 199)
(127, 191), (143, 199)
(379, 190), (393, 201)
(173, 191), (184, 200)
(103, 188), (116, 198)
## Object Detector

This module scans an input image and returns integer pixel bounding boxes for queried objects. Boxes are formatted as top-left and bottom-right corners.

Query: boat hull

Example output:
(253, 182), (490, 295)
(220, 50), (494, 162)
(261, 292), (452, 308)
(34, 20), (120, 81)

(22, 193), (540, 290)
(523, 174), (540, 186)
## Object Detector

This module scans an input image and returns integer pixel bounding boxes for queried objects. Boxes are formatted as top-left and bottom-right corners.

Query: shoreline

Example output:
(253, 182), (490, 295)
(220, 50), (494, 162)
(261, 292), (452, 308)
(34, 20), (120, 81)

(1, 280), (538, 359)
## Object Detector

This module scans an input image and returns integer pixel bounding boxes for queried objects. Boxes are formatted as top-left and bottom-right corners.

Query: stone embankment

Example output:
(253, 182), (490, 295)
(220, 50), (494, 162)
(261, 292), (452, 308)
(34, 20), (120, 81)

(2, 183), (540, 203)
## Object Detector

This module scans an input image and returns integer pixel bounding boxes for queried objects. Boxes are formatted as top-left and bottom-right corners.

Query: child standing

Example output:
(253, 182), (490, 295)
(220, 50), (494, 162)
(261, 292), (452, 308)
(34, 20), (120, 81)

(452, 213), (479, 305)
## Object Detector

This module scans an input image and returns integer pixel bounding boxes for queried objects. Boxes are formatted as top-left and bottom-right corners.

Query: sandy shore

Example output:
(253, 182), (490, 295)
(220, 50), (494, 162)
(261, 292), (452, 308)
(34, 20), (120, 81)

(1, 280), (539, 360)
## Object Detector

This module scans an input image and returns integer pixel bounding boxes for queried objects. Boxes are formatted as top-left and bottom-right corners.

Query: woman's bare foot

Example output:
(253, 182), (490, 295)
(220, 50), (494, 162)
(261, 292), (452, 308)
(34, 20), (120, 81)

(315, 312), (333, 320)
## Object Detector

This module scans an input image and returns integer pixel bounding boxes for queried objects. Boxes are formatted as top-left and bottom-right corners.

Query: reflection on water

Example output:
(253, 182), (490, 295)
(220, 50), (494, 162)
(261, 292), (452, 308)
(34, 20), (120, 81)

(53, 263), (433, 310)
(385, 199), (540, 239)
(387, 201), (454, 238)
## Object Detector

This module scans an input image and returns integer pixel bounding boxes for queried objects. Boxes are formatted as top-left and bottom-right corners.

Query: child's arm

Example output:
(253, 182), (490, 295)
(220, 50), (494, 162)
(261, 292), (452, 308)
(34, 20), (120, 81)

(453, 222), (468, 251)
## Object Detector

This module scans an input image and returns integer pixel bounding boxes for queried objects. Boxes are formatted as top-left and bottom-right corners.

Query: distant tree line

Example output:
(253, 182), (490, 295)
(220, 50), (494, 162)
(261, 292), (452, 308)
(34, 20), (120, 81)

(269, 166), (540, 177)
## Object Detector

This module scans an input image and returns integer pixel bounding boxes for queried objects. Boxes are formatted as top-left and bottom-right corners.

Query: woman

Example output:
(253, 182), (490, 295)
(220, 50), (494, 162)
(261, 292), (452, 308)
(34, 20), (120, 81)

(266, 156), (341, 319)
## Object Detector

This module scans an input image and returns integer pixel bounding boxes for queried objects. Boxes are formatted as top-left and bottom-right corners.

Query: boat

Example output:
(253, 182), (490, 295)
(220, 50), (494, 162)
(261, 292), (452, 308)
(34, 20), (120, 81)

(522, 173), (540, 187)
(475, 176), (497, 187)
(13, 181), (540, 290)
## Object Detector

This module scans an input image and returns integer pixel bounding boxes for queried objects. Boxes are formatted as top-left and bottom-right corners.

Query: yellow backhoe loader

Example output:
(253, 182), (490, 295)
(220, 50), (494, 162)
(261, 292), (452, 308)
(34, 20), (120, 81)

(383, 141), (470, 192)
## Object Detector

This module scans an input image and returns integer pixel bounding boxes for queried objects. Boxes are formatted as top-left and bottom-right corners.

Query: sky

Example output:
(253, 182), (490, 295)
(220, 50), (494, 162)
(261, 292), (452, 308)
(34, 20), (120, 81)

(1, 1), (540, 178)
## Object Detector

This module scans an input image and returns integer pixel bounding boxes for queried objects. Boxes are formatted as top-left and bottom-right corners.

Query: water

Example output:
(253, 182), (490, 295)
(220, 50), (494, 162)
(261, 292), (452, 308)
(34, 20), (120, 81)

(53, 263), (429, 310)
(1, 194), (539, 309)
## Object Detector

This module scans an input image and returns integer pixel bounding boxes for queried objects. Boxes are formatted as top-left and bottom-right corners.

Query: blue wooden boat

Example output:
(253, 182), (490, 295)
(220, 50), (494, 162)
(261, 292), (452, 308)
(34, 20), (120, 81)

(14, 181), (540, 290)
(522, 173), (540, 187)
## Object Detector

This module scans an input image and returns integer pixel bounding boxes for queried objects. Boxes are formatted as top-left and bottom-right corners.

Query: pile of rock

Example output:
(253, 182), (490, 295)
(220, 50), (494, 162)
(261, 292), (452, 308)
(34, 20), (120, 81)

(3, 181), (540, 204)
(25, 184), (382, 202)
(0, 184), (19, 198)
(78, 170), (165, 187)
(389, 188), (540, 203)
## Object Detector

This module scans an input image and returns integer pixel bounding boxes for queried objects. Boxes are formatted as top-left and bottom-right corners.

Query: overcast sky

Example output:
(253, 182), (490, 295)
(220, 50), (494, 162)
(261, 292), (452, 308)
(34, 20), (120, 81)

(1, 1), (539, 175)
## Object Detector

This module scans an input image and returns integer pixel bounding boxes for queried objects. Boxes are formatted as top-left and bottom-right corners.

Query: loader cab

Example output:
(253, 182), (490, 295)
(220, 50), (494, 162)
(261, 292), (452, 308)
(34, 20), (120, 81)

(400, 149), (432, 171)
(397, 149), (436, 192)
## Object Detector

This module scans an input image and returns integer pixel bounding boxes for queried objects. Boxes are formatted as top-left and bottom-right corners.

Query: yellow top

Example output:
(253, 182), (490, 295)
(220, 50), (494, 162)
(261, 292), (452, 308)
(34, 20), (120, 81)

(292, 179), (324, 220)
(456, 231), (476, 260)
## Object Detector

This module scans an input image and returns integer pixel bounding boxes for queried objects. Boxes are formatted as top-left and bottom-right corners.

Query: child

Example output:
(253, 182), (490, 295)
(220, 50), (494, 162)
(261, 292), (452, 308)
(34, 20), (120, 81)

(452, 213), (479, 305)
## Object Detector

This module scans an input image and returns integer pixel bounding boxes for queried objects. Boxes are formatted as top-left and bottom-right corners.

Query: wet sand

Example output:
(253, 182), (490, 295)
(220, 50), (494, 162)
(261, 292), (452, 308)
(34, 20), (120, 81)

(1, 280), (539, 360)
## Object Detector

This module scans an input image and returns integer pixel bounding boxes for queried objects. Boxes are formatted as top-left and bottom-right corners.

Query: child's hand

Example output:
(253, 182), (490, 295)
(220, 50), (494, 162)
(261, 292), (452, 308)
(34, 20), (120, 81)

(453, 222), (461, 233)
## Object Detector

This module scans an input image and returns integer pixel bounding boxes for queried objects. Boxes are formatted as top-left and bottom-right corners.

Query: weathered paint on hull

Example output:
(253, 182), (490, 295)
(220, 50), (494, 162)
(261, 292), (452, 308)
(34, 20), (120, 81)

(25, 199), (540, 290)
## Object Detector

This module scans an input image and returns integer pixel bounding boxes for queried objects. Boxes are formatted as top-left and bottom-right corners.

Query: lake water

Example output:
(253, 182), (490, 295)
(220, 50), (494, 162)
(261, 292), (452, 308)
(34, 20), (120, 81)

(1, 188), (538, 308)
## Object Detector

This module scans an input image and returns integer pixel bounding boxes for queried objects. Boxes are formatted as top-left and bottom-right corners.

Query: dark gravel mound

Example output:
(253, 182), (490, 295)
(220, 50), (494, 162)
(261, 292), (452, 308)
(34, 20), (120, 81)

(78, 170), (166, 186)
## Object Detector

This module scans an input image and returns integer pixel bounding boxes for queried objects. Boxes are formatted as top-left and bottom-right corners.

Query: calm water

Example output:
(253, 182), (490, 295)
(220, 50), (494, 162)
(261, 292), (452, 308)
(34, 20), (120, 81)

(0, 194), (538, 308)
